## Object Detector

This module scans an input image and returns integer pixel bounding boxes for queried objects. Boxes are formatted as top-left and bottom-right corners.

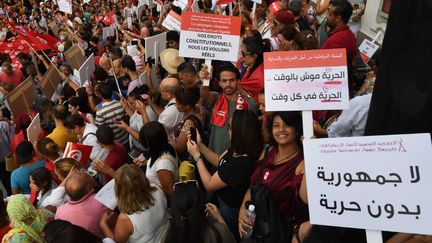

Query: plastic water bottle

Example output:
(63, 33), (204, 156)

(243, 204), (256, 238)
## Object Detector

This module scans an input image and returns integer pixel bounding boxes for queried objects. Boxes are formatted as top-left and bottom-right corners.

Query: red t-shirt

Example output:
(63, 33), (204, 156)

(0, 70), (24, 88)
(250, 147), (309, 227)
(104, 144), (128, 181)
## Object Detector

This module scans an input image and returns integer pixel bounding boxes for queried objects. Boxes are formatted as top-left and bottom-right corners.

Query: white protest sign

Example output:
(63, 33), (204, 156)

(95, 179), (117, 210)
(359, 39), (379, 64)
(77, 53), (95, 87)
(139, 69), (159, 90)
(136, 5), (145, 21)
(304, 133), (432, 235)
(179, 12), (241, 62)
(138, 0), (150, 6)
(58, 0), (72, 14)
(264, 49), (349, 111)
(145, 32), (167, 65)
(162, 11), (182, 31)
(83, 0), (90, 4)
(27, 113), (41, 144)
(173, 0), (189, 10)
(127, 45), (140, 57)
(102, 26), (115, 40)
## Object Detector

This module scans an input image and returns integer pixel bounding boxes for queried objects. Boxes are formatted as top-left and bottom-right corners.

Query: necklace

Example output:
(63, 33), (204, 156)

(274, 149), (300, 165)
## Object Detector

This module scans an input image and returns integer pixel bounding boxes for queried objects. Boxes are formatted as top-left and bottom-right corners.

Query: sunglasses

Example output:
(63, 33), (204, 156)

(241, 50), (253, 57)
(173, 180), (199, 190)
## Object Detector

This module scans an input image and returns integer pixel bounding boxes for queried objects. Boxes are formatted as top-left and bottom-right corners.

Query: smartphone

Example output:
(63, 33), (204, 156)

(131, 40), (138, 45)
(129, 150), (142, 160)
(190, 128), (197, 142)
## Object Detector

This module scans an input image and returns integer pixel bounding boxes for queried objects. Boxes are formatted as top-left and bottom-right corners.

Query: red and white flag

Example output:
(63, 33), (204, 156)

(63, 142), (93, 166)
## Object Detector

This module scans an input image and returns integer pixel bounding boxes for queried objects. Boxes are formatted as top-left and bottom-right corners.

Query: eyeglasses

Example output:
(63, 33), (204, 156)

(241, 51), (253, 57)
(173, 180), (199, 190)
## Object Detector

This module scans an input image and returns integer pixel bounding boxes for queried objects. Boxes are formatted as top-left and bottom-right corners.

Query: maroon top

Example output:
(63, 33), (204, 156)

(250, 147), (309, 227)
(104, 144), (127, 181)
(321, 25), (357, 65)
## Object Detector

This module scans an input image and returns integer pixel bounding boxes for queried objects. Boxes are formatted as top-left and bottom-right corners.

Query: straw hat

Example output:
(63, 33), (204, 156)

(160, 48), (185, 75)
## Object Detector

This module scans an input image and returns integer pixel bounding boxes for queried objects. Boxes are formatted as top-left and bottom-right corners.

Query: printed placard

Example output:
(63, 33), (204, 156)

(77, 53), (95, 87)
(304, 133), (432, 235)
(58, 0), (72, 14)
(145, 32), (167, 65)
(95, 179), (117, 210)
(264, 49), (349, 111)
(179, 12), (241, 62)
(358, 39), (379, 64)
(162, 11), (182, 31)
(173, 0), (189, 10)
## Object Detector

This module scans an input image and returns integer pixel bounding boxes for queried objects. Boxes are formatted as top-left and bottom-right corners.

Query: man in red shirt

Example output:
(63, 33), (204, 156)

(0, 62), (24, 88)
(321, 0), (357, 96)
(95, 124), (127, 182)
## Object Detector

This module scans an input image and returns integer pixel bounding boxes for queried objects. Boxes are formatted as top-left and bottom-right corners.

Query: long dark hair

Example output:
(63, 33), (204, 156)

(139, 121), (176, 167)
(230, 110), (263, 160)
(164, 182), (206, 243)
(243, 37), (271, 79)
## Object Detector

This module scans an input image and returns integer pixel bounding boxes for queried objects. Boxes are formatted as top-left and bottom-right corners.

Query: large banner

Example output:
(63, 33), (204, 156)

(264, 49), (349, 111)
(179, 12), (241, 62)
(304, 133), (432, 235)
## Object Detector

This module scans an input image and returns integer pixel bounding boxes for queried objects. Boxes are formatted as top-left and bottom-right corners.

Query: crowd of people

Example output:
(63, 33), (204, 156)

(0, 0), (429, 242)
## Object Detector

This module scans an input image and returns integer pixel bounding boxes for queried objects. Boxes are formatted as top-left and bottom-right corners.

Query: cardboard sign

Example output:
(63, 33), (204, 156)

(179, 12), (241, 62)
(76, 53), (95, 87)
(145, 32), (167, 65)
(264, 49), (349, 111)
(95, 179), (117, 210)
(359, 39), (380, 64)
(27, 113), (41, 144)
(58, 0), (72, 14)
(40, 64), (62, 99)
(64, 45), (85, 71)
(102, 26), (115, 41)
(304, 133), (432, 235)
(162, 11), (182, 31)
(5, 76), (37, 116)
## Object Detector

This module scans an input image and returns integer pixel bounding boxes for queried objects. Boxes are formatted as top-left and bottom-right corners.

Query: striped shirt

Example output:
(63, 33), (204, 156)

(95, 100), (129, 145)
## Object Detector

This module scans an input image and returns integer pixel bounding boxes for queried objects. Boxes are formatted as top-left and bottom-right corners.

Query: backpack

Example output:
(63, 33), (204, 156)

(245, 147), (298, 243)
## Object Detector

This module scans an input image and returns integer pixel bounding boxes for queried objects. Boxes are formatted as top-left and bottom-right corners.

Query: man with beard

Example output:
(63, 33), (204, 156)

(207, 63), (257, 154)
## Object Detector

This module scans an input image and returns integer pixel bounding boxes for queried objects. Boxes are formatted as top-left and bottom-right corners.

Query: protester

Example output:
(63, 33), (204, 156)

(46, 104), (78, 149)
(63, 115), (102, 162)
(138, 121), (178, 198)
(2, 194), (54, 243)
(36, 138), (62, 184)
(187, 110), (263, 239)
(55, 170), (110, 239)
(0, 62), (24, 88)
(11, 141), (45, 195)
(68, 96), (95, 124)
(44, 220), (102, 243)
(29, 167), (54, 208)
(100, 164), (169, 243)
(163, 180), (235, 243)
(238, 112), (309, 238)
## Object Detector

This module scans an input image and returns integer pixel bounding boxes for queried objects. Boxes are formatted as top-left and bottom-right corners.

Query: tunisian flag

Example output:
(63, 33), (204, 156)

(63, 142), (93, 166)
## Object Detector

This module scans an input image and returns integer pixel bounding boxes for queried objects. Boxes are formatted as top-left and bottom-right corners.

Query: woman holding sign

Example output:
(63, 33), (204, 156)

(238, 111), (309, 241)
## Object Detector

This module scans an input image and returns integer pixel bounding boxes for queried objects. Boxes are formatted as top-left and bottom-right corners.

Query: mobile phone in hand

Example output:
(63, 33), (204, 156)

(190, 128), (197, 142)
(129, 150), (142, 160)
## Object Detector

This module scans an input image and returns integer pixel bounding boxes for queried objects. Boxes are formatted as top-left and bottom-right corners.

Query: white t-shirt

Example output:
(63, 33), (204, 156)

(126, 186), (169, 243)
(145, 152), (178, 190)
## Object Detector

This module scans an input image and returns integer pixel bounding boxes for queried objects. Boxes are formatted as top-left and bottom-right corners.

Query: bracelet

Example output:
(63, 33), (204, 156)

(194, 155), (203, 162)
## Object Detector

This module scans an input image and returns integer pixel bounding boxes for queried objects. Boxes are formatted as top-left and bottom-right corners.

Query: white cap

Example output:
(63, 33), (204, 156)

(248, 205), (255, 212)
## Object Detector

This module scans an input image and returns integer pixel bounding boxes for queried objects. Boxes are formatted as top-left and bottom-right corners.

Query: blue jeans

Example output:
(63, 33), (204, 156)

(219, 198), (240, 240)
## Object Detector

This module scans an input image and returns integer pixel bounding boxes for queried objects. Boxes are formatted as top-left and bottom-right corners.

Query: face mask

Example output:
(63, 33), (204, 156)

(58, 44), (64, 52)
